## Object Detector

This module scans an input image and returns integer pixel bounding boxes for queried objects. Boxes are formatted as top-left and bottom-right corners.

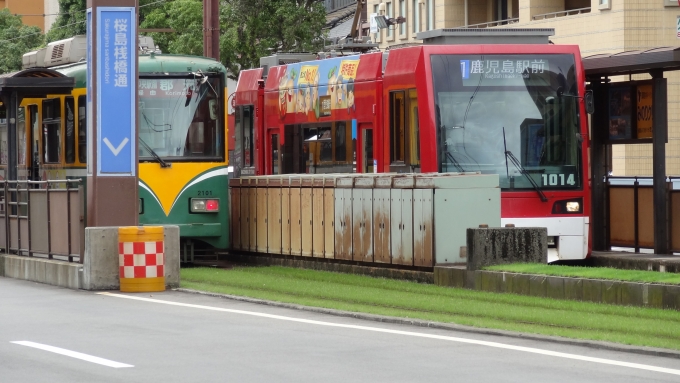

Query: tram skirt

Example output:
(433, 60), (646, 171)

(118, 226), (165, 293)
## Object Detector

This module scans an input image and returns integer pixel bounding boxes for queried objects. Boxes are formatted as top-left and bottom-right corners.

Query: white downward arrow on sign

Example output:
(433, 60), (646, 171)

(103, 137), (129, 156)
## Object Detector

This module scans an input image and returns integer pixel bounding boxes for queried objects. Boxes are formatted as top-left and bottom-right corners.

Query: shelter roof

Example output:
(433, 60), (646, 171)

(583, 47), (680, 78)
(0, 67), (74, 98)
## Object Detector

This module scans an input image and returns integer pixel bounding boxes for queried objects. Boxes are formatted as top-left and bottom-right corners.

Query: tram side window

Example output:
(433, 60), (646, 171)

(42, 99), (62, 164)
(65, 97), (75, 164)
(78, 96), (86, 163)
(390, 89), (420, 168)
(17, 107), (26, 166)
(390, 91), (406, 164)
(242, 106), (254, 167)
(408, 89), (420, 165)
(29, 105), (39, 168)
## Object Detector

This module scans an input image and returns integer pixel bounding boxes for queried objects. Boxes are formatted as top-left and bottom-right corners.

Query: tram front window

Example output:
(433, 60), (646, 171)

(138, 76), (223, 162)
(431, 54), (582, 190)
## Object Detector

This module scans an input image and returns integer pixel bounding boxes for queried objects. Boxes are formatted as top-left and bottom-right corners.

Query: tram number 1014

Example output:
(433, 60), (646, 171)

(541, 173), (576, 187)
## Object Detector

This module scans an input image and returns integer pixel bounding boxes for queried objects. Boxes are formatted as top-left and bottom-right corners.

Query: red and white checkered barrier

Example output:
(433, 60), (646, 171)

(119, 241), (165, 279)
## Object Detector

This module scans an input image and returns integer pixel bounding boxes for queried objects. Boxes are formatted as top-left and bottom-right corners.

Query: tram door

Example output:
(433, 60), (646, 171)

(270, 133), (279, 174)
(362, 128), (374, 173)
(280, 124), (305, 174)
(28, 105), (40, 182)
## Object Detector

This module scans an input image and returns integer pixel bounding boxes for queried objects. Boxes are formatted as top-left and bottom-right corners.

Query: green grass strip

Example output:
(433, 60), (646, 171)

(485, 263), (680, 285)
(180, 266), (680, 351)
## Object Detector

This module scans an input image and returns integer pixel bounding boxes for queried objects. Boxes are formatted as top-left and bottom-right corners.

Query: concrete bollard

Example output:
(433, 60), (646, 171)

(466, 227), (547, 270)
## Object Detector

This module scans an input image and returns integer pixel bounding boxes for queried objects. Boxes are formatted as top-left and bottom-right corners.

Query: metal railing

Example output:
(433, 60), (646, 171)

(606, 176), (680, 253)
(0, 180), (84, 263)
(462, 18), (520, 29)
(532, 7), (591, 20)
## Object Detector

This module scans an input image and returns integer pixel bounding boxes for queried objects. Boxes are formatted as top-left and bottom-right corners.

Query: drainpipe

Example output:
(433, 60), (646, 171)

(464, 0), (468, 26)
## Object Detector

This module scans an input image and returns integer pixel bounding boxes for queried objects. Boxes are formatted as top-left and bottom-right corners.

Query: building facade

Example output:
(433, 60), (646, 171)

(366, 0), (680, 176)
(1, 0), (58, 33)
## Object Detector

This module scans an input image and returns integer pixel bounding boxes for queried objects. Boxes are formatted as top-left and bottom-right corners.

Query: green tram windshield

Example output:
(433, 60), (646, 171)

(431, 54), (583, 190)
(138, 76), (224, 162)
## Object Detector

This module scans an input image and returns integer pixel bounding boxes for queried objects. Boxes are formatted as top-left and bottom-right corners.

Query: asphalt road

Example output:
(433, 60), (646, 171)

(2, 277), (680, 382)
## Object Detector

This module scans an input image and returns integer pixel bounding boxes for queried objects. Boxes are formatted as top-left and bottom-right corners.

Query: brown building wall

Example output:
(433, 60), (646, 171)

(4, 0), (45, 31)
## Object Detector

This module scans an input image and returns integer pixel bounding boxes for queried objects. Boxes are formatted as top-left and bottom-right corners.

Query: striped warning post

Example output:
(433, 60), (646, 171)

(118, 226), (165, 293)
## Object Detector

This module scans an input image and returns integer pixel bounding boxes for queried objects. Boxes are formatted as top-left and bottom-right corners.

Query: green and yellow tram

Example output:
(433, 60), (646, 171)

(9, 36), (230, 252)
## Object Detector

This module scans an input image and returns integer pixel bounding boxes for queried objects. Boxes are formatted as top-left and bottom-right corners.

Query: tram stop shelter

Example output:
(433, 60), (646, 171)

(584, 47), (680, 255)
(0, 68), (75, 181)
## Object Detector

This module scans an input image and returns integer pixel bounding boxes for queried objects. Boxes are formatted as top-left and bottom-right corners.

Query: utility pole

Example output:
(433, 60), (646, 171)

(203, 0), (220, 61)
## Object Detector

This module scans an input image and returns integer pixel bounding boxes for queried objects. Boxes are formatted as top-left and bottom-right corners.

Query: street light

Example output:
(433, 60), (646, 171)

(373, 15), (406, 30)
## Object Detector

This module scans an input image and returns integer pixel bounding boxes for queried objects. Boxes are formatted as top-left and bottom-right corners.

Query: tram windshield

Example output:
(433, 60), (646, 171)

(432, 54), (582, 190)
(138, 76), (223, 161)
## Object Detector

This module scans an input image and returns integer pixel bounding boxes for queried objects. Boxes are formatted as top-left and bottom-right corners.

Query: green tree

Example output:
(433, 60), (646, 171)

(46, 0), (176, 44)
(0, 9), (44, 73)
(221, 0), (326, 80)
(45, 0), (86, 43)
(140, 0), (204, 56)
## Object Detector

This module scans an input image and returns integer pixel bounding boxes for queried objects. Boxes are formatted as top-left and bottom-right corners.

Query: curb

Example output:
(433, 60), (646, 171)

(175, 288), (680, 360)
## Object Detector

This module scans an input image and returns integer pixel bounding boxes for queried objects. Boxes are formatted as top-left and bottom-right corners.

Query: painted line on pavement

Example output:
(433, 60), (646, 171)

(11, 341), (134, 368)
(98, 292), (680, 377)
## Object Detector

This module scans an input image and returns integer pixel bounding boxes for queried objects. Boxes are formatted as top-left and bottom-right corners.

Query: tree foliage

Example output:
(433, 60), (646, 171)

(46, 0), (327, 79)
(0, 9), (44, 74)
(220, 0), (326, 80)
(45, 0), (86, 43)
(140, 0), (204, 56)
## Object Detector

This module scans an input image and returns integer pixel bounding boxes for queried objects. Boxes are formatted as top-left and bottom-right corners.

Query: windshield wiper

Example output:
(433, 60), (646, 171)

(139, 138), (171, 168)
(445, 151), (465, 172)
(502, 127), (547, 202)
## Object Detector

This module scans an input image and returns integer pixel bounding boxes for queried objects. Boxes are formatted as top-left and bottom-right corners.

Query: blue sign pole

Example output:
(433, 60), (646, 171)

(86, 0), (139, 227)
(95, 7), (136, 176)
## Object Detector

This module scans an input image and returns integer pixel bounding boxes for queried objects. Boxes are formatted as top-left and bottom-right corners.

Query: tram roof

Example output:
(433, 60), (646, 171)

(583, 47), (680, 79)
(0, 67), (74, 98)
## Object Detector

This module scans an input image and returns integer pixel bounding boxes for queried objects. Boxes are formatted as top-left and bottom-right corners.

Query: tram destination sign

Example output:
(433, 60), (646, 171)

(93, 7), (137, 176)
(459, 56), (550, 87)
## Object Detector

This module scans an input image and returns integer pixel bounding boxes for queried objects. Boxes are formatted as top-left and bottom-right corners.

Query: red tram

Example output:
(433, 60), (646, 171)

(232, 43), (591, 261)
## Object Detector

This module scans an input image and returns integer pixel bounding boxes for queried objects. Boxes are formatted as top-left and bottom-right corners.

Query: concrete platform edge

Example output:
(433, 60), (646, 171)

(175, 288), (680, 360)
(435, 267), (680, 311)
(0, 254), (82, 290)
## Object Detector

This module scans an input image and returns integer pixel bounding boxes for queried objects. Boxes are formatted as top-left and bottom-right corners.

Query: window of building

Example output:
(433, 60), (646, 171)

(412, 0), (420, 34)
(65, 97), (76, 164)
(42, 98), (62, 164)
(599, 0), (611, 10)
(373, 4), (381, 43)
(78, 96), (86, 163)
(426, 0), (434, 30)
(399, 0), (406, 36)
(386, 1), (393, 39)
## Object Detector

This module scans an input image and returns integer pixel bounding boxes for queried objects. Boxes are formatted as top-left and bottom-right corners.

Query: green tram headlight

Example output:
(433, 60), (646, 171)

(190, 198), (220, 213)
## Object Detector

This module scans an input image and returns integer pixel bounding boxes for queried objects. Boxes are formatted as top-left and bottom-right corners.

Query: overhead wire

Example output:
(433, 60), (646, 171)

(0, 0), (172, 45)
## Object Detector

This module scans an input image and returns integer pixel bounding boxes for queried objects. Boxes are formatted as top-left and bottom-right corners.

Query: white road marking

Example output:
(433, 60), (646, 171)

(11, 341), (133, 368)
(98, 292), (680, 376)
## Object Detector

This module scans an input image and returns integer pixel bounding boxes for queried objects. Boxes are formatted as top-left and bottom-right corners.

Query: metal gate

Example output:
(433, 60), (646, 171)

(0, 180), (84, 263)
(607, 177), (680, 253)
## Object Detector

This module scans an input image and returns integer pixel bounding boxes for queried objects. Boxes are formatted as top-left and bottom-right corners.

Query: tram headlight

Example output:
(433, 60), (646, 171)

(551, 198), (583, 214)
(190, 198), (219, 213)
(566, 201), (580, 212)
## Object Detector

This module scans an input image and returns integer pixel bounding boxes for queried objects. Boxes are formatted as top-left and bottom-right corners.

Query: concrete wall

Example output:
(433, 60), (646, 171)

(82, 225), (180, 291)
(467, 227), (548, 270)
(0, 255), (81, 289)
(435, 267), (680, 310)
(5, 0), (45, 31)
